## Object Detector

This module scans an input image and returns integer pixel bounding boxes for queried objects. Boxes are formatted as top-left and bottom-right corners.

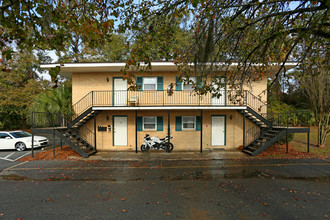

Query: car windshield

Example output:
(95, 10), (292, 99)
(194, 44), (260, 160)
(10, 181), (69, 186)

(10, 131), (32, 138)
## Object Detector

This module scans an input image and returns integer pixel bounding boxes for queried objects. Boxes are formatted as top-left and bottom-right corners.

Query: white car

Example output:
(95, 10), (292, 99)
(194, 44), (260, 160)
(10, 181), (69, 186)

(0, 131), (49, 151)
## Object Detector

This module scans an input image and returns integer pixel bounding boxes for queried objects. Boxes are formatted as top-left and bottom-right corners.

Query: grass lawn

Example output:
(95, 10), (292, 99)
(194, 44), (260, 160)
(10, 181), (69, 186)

(291, 126), (329, 157)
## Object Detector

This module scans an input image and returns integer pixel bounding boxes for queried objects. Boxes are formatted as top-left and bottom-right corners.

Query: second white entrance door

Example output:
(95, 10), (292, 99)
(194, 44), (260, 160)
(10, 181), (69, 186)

(113, 116), (128, 146)
(211, 116), (225, 146)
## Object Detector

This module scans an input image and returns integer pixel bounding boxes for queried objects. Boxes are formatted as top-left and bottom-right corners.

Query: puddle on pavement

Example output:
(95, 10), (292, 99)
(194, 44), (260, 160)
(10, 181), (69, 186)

(1, 169), (329, 182)
(222, 169), (330, 181)
(158, 169), (330, 182)
(1, 174), (29, 181)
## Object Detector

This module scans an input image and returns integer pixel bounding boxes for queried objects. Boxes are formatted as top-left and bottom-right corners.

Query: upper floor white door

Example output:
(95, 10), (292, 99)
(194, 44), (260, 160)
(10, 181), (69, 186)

(113, 78), (127, 106)
(211, 78), (226, 105)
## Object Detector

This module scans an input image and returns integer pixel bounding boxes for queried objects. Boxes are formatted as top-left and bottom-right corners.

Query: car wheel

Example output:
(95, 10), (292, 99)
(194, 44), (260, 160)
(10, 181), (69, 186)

(15, 142), (26, 151)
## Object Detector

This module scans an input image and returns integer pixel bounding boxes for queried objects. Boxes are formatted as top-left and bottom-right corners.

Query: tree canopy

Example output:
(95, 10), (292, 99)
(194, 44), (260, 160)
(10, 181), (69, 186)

(1, 0), (329, 90)
(0, 50), (49, 130)
(119, 0), (329, 91)
(0, 0), (120, 61)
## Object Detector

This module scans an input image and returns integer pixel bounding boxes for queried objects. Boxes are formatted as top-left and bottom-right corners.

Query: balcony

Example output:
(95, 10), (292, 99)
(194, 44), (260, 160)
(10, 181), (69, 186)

(73, 90), (267, 116)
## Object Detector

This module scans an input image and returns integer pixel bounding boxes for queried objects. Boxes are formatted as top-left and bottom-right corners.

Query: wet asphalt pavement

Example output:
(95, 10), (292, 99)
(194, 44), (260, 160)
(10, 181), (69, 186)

(0, 159), (329, 219)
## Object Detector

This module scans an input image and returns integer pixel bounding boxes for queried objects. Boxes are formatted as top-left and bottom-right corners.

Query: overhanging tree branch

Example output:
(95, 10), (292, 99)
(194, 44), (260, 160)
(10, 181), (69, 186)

(238, 5), (327, 31)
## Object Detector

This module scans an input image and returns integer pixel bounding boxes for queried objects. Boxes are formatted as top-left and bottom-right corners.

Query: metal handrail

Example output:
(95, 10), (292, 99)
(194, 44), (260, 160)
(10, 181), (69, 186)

(31, 112), (69, 129)
(246, 91), (267, 114)
(71, 89), (249, 115)
(245, 125), (261, 147)
(31, 112), (95, 148)
(261, 111), (311, 127)
(71, 126), (95, 148)
(72, 91), (93, 120)
(244, 110), (310, 148)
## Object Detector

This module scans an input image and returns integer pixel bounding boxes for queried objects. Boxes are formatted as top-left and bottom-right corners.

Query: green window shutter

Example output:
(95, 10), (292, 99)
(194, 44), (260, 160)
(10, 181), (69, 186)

(157, 116), (163, 131)
(196, 116), (201, 131)
(175, 116), (182, 131)
(157, 77), (163, 91)
(176, 77), (182, 91)
(136, 77), (143, 91)
(196, 76), (203, 88)
(137, 116), (142, 131)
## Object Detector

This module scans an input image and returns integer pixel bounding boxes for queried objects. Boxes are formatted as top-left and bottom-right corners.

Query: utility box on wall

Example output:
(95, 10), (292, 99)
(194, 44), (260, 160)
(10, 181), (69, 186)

(97, 126), (107, 132)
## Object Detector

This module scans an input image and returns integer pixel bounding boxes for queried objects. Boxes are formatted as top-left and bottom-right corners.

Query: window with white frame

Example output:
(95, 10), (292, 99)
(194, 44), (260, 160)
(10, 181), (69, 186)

(143, 77), (157, 90)
(143, 116), (157, 130)
(182, 116), (196, 130)
(182, 77), (196, 90)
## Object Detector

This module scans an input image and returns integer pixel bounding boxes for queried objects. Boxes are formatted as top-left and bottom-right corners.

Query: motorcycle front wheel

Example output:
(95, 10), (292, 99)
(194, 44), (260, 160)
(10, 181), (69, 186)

(164, 142), (173, 153)
(141, 144), (149, 152)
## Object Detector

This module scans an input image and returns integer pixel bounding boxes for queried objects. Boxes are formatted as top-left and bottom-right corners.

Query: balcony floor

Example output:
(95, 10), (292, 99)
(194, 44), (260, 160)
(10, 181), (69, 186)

(92, 105), (247, 111)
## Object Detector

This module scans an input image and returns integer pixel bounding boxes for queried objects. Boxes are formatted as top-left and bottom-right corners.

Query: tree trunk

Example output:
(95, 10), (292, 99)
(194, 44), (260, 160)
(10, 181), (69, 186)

(317, 112), (329, 148)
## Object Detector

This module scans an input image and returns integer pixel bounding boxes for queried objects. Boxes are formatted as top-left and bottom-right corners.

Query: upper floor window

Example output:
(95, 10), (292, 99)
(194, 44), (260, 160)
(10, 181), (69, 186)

(137, 76), (163, 91)
(176, 77), (201, 91)
(182, 77), (196, 91)
(143, 77), (157, 90)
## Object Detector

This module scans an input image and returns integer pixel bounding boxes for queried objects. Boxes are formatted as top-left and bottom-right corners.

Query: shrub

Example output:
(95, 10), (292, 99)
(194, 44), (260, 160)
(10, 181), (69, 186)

(278, 133), (294, 145)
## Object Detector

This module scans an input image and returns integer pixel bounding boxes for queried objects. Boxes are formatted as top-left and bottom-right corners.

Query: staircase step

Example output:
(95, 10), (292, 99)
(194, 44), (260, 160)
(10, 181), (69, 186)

(87, 150), (97, 156)
(72, 140), (88, 147)
(264, 133), (276, 137)
(246, 146), (258, 151)
(72, 111), (100, 129)
(54, 130), (96, 158)
(242, 149), (253, 155)
(62, 108), (101, 157)
(268, 130), (281, 134)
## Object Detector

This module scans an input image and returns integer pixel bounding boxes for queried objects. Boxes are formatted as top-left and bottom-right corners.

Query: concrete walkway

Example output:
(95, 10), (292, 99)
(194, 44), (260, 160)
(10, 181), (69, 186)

(69, 148), (249, 161)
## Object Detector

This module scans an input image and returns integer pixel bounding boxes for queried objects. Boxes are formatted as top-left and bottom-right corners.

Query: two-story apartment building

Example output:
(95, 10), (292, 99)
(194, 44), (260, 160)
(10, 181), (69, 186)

(36, 62), (309, 157)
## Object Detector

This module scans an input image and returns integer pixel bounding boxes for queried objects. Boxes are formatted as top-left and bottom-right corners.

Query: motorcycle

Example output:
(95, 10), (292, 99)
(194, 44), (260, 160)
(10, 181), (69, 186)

(141, 134), (173, 152)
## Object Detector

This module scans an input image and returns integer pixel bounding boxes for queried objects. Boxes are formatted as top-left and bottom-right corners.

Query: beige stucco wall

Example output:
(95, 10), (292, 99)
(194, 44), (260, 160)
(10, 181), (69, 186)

(83, 109), (255, 151)
(72, 72), (182, 105)
(73, 70), (265, 151)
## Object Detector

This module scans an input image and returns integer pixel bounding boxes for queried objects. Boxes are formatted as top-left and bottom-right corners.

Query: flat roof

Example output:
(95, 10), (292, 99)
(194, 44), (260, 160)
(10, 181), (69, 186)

(40, 61), (298, 79)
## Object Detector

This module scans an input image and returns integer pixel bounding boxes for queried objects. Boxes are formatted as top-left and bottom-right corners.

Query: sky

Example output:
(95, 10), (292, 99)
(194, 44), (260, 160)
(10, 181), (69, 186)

(38, 50), (58, 81)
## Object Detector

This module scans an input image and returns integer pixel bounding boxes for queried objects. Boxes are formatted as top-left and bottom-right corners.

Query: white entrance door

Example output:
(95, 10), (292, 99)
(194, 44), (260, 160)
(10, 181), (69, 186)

(211, 78), (226, 105)
(114, 78), (127, 106)
(211, 116), (225, 146)
(113, 116), (128, 146)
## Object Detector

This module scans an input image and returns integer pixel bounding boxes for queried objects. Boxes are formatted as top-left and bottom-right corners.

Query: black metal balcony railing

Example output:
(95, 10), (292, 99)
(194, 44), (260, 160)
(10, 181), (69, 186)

(72, 90), (267, 118)
(261, 111), (311, 127)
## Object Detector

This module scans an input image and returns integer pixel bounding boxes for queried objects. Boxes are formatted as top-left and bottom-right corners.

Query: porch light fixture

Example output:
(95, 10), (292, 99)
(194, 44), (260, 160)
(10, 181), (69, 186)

(230, 115), (233, 120)
(106, 77), (109, 82)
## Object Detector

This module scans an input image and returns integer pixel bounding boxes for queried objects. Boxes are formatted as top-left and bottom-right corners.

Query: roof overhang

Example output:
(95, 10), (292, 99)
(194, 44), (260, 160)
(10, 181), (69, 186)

(40, 61), (298, 79)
